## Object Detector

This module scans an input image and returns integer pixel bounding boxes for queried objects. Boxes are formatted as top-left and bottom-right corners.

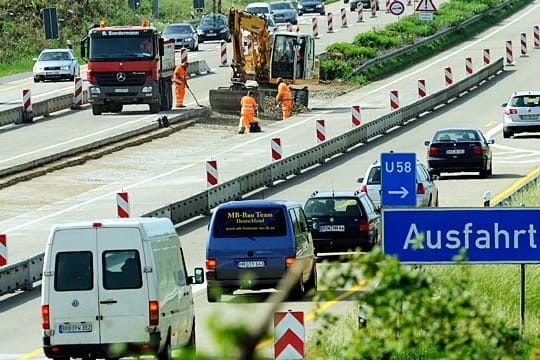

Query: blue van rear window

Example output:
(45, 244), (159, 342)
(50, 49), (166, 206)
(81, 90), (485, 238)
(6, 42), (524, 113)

(213, 207), (287, 237)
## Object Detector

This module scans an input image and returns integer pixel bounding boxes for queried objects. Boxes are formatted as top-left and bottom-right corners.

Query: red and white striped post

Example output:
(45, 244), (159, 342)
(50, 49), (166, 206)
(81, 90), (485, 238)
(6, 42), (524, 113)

(0, 234), (6, 266)
(444, 67), (453, 87)
(206, 160), (218, 187)
(271, 138), (282, 161)
(274, 311), (304, 360)
(219, 40), (228, 67)
(326, 12), (334, 33)
(370, 0), (377, 17)
(385, 0), (391, 13)
(390, 90), (399, 110)
(357, 3), (364, 22)
(534, 25), (540, 48)
(116, 192), (129, 218)
(180, 47), (188, 65)
(352, 105), (361, 127)
(418, 79), (426, 98)
(505, 40), (514, 66)
(71, 77), (83, 110)
(520, 32), (528, 57)
(312, 17), (319, 38)
(465, 57), (473, 76)
(340, 8), (348, 28)
(482, 48), (490, 65)
(22, 88), (33, 123)
(246, 38), (253, 54)
(316, 119), (326, 143)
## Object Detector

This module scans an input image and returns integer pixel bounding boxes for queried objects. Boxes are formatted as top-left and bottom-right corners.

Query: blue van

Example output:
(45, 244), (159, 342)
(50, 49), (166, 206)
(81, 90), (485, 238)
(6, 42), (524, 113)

(205, 200), (317, 302)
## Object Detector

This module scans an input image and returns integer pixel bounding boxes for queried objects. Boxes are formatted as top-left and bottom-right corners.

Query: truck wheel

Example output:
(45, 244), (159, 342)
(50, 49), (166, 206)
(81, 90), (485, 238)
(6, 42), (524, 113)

(109, 104), (123, 113)
(92, 104), (103, 115)
(149, 103), (160, 114)
(160, 82), (171, 111)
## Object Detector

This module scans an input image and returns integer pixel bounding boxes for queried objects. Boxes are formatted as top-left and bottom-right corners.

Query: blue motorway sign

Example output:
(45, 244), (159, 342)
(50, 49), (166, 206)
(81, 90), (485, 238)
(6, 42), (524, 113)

(380, 152), (416, 207)
(383, 208), (540, 264)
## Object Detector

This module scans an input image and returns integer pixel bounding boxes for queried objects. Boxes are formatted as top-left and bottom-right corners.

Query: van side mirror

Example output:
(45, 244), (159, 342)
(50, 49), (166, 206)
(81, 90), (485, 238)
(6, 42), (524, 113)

(190, 267), (205, 284)
(357, 177), (364, 184)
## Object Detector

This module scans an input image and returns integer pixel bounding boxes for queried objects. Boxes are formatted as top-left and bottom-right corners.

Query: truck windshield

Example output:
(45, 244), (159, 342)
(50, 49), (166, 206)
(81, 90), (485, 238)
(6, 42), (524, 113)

(89, 36), (154, 60)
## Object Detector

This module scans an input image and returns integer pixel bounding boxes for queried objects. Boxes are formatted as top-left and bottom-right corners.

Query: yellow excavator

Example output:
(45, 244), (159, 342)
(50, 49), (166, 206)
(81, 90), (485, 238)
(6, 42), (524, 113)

(209, 8), (320, 117)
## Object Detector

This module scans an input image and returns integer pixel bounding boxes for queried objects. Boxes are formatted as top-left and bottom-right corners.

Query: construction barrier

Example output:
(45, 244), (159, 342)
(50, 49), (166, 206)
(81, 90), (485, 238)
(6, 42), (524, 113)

(219, 40), (228, 67)
(0, 235), (6, 266)
(418, 79), (426, 98)
(207, 160), (218, 187)
(390, 89), (399, 110)
(271, 138), (282, 161)
(357, 4), (364, 22)
(180, 47), (188, 65)
(505, 40), (514, 65)
(371, 0), (377, 17)
(444, 66), (453, 86)
(316, 119), (326, 143)
(352, 105), (361, 127)
(22, 89), (33, 123)
(341, 8), (348, 28)
(465, 57), (473, 76)
(385, 0), (391, 13)
(326, 12), (334, 33)
(246, 39), (253, 54)
(312, 17), (319, 38)
(71, 77), (83, 110)
(483, 48), (491, 65)
(274, 311), (304, 360)
(534, 25), (540, 48)
(117, 192), (130, 218)
(520, 32), (528, 57)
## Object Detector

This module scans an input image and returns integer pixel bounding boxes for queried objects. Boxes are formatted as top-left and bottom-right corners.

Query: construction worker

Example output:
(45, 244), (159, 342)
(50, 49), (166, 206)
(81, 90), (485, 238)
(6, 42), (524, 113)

(173, 62), (188, 108)
(275, 77), (293, 120)
(238, 90), (258, 134)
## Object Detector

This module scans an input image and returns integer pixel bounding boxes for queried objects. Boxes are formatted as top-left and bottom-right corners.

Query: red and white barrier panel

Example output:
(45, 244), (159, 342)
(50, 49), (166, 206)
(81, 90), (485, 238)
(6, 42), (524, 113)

(219, 40), (228, 67)
(341, 8), (348, 28)
(312, 17), (319, 38)
(418, 79), (426, 98)
(0, 234), (6, 266)
(271, 137), (282, 161)
(385, 0), (391, 13)
(206, 160), (218, 187)
(326, 12), (334, 33)
(465, 57), (473, 76)
(505, 40), (514, 66)
(534, 25), (540, 48)
(483, 48), (490, 65)
(357, 4), (364, 22)
(316, 119), (326, 143)
(274, 311), (304, 360)
(22, 88), (34, 123)
(444, 67), (453, 87)
(390, 90), (399, 110)
(180, 47), (188, 65)
(520, 32), (528, 57)
(71, 77), (83, 110)
(352, 105), (361, 127)
(370, 0), (377, 17)
(117, 192), (129, 218)
(246, 39), (253, 54)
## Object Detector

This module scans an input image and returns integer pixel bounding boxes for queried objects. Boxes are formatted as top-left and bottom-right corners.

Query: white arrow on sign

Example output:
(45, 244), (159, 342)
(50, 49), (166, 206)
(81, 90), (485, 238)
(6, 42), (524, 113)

(388, 187), (409, 198)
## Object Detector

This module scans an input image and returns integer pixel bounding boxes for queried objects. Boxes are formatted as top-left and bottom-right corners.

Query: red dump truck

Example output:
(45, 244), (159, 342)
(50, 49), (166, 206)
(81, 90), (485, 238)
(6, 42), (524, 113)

(80, 20), (175, 115)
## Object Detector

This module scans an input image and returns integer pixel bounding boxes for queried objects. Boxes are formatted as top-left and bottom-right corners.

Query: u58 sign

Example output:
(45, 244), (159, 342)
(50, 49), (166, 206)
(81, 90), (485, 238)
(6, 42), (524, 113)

(381, 152), (416, 207)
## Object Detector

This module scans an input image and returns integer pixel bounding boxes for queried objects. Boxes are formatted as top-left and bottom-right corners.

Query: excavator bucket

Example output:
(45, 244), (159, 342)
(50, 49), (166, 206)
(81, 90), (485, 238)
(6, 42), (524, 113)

(209, 86), (309, 120)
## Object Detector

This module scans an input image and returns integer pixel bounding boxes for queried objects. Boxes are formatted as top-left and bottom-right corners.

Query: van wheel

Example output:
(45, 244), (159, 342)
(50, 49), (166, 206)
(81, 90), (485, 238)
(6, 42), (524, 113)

(305, 265), (318, 294)
(288, 274), (304, 301)
(207, 286), (222, 302)
(158, 336), (171, 360)
(187, 320), (196, 349)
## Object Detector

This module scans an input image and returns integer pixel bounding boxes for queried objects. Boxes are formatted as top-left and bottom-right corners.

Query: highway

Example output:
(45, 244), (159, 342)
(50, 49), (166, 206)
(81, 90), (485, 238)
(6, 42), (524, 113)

(1, 1), (540, 358)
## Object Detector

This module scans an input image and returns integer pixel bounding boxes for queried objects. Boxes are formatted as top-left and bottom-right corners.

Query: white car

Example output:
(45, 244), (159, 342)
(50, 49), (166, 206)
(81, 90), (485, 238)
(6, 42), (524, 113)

(357, 159), (439, 207)
(245, 2), (272, 16)
(502, 90), (540, 138)
(33, 48), (80, 82)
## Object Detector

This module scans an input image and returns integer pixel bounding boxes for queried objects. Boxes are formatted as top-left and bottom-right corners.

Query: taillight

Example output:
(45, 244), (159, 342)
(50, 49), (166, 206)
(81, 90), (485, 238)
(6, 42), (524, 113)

(417, 183), (425, 195)
(472, 146), (483, 155)
(41, 305), (50, 330)
(149, 301), (159, 326)
(360, 184), (367, 193)
(205, 259), (216, 270)
(504, 107), (518, 115)
(359, 219), (370, 232)
(428, 147), (438, 156)
(285, 257), (296, 267)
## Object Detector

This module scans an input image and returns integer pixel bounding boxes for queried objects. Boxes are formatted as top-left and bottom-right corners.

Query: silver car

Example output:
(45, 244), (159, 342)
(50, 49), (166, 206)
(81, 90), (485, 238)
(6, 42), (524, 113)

(270, 1), (298, 25)
(502, 90), (540, 138)
(357, 160), (439, 208)
(163, 23), (199, 51)
(33, 49), (80, 83)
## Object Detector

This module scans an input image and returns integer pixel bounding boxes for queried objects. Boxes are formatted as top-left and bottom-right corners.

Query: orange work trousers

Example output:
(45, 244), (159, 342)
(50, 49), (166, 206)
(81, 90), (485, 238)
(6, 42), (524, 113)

(239, 112), (254, 133)
(175, 86), (186, 107)
(281, 100), (292, 120)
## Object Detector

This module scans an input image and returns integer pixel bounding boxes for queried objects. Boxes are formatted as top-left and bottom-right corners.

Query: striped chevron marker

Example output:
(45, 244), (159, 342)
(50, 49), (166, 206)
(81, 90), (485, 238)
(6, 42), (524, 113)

(274, 311), (304, 360)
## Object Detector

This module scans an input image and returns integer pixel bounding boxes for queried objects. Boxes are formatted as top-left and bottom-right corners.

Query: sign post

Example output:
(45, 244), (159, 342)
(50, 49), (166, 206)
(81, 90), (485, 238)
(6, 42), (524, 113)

(380, 152), (417, 207)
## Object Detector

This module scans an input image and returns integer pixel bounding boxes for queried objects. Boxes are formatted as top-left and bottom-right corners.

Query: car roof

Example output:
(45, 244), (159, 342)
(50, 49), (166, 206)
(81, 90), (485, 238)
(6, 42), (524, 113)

(434, 127), (480, 133)
(40, 48), (72, 53)
(246, 2), (271, 7)
(216, 199), (300, 208)
(307, 191), (365, 198)
(511, 90), (540, 96)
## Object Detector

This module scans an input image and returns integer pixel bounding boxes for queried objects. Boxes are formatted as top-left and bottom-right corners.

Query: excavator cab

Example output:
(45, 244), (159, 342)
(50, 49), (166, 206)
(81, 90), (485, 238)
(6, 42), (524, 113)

(270, 33), (315, 81)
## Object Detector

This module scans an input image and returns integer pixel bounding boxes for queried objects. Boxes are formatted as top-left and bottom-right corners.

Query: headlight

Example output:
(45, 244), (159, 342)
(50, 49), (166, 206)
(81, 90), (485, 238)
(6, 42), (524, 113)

(297, 4), (303, 8)
(316, 4), (322, 7)
(197, 29), (203, 34)
(142, 86), (153, 93)
(90, 87), (101, 94)
(61, 66), (70, 71)
(219, 28), (227, 33)
(185, 37), (193, 41)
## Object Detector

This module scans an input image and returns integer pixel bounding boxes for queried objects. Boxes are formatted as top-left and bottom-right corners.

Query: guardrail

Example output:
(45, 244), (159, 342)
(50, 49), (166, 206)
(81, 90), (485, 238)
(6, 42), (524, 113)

(0, 60), (211, 128)
(0, 57), (505, 297)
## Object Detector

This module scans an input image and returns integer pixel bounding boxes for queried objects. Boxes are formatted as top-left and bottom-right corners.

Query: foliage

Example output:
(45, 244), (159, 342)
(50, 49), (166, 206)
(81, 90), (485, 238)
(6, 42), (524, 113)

(326, 42), (378, 60)
(320, 60), (353, 81)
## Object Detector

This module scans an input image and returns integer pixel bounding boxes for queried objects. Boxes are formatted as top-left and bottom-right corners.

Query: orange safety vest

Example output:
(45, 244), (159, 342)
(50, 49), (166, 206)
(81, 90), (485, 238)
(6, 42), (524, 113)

(174, 65), (186, 87)
(276, 82), (292, 102)
(240, 95), (257, 115)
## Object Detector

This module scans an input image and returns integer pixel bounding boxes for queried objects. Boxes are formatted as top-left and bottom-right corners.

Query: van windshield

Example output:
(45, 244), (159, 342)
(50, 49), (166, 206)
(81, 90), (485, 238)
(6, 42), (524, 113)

(213, 207), (287, 237)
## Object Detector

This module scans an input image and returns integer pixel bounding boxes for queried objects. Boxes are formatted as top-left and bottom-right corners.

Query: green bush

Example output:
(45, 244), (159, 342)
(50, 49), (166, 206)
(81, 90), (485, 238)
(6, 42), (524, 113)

(354, 30), (402, 49)
(320, 59), (352, 81)
(326, 42), (378, 61)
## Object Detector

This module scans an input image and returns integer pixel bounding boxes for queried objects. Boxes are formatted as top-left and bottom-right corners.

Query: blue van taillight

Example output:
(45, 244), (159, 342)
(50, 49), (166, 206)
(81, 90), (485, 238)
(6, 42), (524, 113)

(206, 259), (216, 270)
(285, 257), (296, 267)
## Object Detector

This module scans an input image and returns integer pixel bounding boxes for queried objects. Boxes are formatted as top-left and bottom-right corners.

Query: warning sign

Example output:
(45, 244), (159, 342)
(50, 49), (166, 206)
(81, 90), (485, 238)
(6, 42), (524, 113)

(415, 0), (437, 12)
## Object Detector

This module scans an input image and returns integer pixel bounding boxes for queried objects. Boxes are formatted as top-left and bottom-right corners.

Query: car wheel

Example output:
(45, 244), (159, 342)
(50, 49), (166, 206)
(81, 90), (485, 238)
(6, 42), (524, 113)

(503, 128), (513, 138)
(429, 170), (440, 177)
(33, 77), (39, 83)
(488, 161), (493, 176)
(479, 168), (489, 178)
(320, 10), (325, 15)
(298, 11), (303, 15)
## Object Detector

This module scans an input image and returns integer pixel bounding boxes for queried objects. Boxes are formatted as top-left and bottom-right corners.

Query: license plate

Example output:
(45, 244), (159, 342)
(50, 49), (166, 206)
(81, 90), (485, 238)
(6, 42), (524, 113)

(59, 323), (92, 333)
(114, 88), (129, 93)
(521, 114), (539, 120)
(208, 33), (216, 36)
(446, 149), (465, 155)
(237, 260), (265, 269)
(320, 225), (345, 232)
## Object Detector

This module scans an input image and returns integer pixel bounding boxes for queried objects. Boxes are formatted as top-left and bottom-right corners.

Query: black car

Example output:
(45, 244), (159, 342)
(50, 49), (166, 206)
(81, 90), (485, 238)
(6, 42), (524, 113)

(424, 128), (494, 178)
(197, 13), (231, 43)
(297, 0), (326, 15)
(304, 191), (381, 254)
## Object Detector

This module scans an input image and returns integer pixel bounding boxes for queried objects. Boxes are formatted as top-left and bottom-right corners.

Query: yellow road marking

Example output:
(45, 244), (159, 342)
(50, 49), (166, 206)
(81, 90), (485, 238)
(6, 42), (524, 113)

(19, 348), (43, 360)
(492, 166), (540, 205)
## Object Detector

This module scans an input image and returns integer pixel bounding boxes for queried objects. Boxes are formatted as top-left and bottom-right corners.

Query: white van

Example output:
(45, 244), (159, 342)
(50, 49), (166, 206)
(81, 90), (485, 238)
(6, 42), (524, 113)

(41, 217), (204, 360)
